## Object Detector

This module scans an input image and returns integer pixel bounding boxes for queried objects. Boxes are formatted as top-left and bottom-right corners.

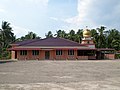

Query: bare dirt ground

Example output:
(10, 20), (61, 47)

(0, 60), (120, 90)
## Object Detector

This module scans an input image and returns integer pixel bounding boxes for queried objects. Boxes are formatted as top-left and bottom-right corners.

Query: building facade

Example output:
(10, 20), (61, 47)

(9, 29), (115, 60)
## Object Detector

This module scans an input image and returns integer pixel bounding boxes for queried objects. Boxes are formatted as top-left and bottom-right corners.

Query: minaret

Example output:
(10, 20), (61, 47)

(81, 27), (95, 48)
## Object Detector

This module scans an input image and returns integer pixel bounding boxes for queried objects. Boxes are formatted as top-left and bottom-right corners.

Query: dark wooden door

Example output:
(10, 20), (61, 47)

(15, 51), (17, 59)
(45, 51), (50, 59)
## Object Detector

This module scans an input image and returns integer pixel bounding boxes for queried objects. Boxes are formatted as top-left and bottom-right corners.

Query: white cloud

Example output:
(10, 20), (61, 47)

(11, 25), (30, 38)
(50, 17), (58, 21)
(64, 0), (95, 29)
(0, 8), (5, 13)
(1, 0), (49, 7)
(64, 0), (120, 30)
(26, 0), (49, 6)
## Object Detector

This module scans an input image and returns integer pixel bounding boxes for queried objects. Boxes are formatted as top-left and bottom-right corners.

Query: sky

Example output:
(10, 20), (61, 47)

(0, 0), (120, 38)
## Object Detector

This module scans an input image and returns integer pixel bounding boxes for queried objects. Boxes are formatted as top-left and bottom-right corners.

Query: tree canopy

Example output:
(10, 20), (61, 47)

(0, 21), (15, 59)
(16, 31), (41, 41)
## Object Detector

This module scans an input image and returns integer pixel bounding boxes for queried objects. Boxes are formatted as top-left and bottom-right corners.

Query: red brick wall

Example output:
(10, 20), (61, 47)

(77, 56), (88, 60)
(17, 50), (58, 60)
(55, 50), (66, 60)
(50, 50), (55, 60)
(105, 54), (115, 59)
(40, 50), (44, 59)
(11, 51), (15, 59)
(54, 50), (78, 60)
(17, 50), (29, 60)
(16, 50), (98, 60)
(16, 50), (79, 60)
(88, 56), (96, 60)
(66, 50), (77, 60)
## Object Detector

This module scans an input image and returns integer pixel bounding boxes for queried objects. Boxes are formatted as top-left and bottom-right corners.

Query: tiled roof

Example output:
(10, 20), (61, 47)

(13, 37), (82, 46)
(13, 39), (40, 45)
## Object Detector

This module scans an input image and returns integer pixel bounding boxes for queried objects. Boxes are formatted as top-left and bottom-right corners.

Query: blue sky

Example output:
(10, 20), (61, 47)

(0, 0), (120, 38)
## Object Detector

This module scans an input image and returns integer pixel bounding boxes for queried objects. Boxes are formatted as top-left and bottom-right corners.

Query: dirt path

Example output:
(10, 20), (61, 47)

(0, 60), (120, 89)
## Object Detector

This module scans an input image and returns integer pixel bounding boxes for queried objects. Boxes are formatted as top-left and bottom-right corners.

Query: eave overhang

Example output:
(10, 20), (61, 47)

(8, 45), (96, 51)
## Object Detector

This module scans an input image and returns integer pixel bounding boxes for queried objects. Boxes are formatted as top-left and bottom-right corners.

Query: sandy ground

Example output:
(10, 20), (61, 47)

(0, 60), (120, 90)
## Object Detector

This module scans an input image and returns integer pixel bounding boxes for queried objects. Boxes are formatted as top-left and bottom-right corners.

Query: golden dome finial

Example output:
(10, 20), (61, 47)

(83, 26), (91, 38)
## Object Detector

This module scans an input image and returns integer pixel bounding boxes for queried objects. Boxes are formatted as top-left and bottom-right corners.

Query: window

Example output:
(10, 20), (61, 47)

(68, 50), (74, 55)
(87, 41), (89, 44)
(77, 50), (95, 56)
(20, 50), (27, 55)
(77, 50), (88, 56)
(56, 50), (62, 55)
(32, 50), (39, 55)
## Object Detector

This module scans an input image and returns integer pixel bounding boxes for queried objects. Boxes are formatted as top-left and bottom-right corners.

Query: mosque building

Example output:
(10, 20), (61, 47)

(9, 29), (115, 60)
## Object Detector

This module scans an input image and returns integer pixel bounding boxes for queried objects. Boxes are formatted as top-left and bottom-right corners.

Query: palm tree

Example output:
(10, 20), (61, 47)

(1, 21), (15, 46)
(55, 30), (68, 39)
(75, 29), (83, 43)
(16, 32), (41, 41)
(106, 29), (120, 49)
(0, 21), (15, 59)
(25, 32), (40, 39)
(45, 31), (53, 38)
(68, 30), (76, 41)
(90, 29), (99, 48)
(97, 26), (106, 48)
(111, 39), (120, 51)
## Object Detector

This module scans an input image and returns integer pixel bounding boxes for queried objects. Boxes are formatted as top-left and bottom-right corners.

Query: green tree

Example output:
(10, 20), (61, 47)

(111, 39), (120, 51)
(68, 30), (76, 41)
(25, 32), (40, 39)
(96, 26), (106, 48)
(90, 29), (99, 47)
(106, 29), (120, 49)
(0, 21), (15, 59)
(17, 32), (41, 41)
(55, 30), (68, 39)
(75, 29), (83, 43)
(45, 31), (53, 38)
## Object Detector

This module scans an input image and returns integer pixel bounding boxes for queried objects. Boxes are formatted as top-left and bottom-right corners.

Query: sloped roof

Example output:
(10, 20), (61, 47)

(13, 37), (83, 47)
(13, 39), (39, 45)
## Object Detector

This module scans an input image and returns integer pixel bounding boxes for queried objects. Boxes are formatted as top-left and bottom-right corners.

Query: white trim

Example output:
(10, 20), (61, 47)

(15, 46), (89, 49)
